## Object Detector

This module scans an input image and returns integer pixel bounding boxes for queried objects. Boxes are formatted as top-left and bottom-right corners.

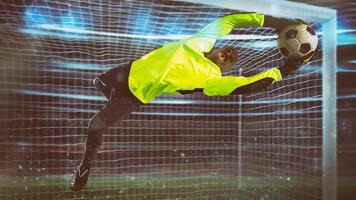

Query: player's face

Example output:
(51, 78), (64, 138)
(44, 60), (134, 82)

(206, 47), (239, 71)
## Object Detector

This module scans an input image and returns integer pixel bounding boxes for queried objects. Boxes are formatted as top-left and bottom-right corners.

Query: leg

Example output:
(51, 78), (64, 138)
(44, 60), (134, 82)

(94, 66), (126, 99)
(69, 111), (107, 192)
(81, 112), (108, 165)
(97, 66), (123, 87)
(70, 89), (139, 191)
(83, 91), (139, 164)
(93, 78), (112, 99)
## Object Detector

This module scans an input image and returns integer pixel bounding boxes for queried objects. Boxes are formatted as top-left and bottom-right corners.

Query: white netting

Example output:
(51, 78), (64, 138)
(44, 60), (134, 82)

(0, 0), (326, 199)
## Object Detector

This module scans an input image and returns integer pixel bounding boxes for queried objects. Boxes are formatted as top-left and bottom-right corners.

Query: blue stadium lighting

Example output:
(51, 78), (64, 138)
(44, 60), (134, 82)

(53, 60), (108, 70)
(20, 26), (279, 41)
(24, 4), (88, 29)
(337, 66), (356, 73)
(159, 15), (188, 35)
(22, 3), (90, 39)
(337, 30), (356, 46)
(339, 95), (356, 100)
(297, 64), (354, 75)
(60, 10), (85, 29)
(41, 106), (98, 113)
(21, 2), (352, 49)
(17, 90), (106, 101)
(19, 28), (92, 40)
(16, 85), (355, 105)
(129, 8), (154, 35)
(336, 15), (355, 46)
(24, 5), (55, 26)
(23, 4), (352, 46)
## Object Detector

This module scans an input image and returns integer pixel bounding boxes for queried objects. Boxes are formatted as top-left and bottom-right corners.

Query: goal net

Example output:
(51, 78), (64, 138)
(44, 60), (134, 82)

(0, 0), (336, 199)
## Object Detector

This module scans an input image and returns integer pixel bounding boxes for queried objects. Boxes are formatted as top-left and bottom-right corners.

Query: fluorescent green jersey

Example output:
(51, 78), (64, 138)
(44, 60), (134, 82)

(128, 13), (282, 104)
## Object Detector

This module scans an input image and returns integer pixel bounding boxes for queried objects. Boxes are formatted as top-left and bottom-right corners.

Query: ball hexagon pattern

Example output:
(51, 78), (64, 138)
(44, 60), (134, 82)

(277, 24), (318, 60)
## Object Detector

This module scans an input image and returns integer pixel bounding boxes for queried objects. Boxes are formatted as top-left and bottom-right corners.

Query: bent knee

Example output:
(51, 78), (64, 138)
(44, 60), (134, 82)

(88, 115), (108, 132)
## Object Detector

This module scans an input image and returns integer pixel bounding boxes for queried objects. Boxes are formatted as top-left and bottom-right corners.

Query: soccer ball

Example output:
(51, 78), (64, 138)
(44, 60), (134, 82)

(277, 24), (318, 60)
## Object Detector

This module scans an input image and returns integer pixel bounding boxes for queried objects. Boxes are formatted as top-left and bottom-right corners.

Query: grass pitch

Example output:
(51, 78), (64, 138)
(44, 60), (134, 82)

(1, 176), (348, 200)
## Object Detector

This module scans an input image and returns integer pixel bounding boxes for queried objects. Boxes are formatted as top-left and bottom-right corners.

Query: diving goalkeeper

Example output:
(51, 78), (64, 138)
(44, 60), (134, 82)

(70, 13), (310, 191)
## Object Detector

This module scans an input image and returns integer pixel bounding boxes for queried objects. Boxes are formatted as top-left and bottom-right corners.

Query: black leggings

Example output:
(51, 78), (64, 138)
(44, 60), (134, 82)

(82, 63), (141, 164)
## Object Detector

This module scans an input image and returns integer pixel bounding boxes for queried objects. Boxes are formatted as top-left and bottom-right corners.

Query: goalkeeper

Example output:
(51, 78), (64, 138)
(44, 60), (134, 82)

(70, 13), (310, 191)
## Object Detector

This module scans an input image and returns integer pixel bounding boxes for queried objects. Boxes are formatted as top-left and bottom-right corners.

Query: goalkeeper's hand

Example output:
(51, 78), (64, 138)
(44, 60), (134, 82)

(278, 57), (307, 77)
(278, 44), (318, 77)
(280, 58), (303, 76)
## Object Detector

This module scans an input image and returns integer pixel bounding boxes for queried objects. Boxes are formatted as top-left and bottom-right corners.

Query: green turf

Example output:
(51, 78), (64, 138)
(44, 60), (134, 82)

(1, 176), (349, 200)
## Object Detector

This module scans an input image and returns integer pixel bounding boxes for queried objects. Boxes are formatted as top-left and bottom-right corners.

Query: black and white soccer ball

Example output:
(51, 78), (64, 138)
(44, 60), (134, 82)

(277, 24), (318, 60)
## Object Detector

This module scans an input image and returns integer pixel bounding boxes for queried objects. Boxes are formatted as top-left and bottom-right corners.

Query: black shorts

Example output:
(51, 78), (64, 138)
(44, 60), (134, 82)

(95, 62), (142, 125)
(97, 62), (142, 106)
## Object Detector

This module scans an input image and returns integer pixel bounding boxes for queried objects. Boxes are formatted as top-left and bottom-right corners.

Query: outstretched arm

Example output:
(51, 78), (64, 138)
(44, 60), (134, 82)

(196, 13), (264, 38)
(202, 58), (304, 96)
(231, 59), (304, 95)
(186, 13), (307, 53)
(203, 68), (282, 96)
(185, 13), (265, 53)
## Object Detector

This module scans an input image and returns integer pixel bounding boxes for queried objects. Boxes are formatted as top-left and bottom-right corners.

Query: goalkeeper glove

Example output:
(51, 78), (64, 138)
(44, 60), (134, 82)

(278, 58), (304, 77)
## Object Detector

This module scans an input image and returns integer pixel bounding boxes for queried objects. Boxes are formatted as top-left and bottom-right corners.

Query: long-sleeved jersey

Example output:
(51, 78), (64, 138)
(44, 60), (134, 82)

(128, 13), (282, 104)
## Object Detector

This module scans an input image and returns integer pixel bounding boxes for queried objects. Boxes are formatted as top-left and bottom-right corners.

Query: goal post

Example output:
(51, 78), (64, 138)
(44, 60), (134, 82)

(321, 16), (337, 200)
